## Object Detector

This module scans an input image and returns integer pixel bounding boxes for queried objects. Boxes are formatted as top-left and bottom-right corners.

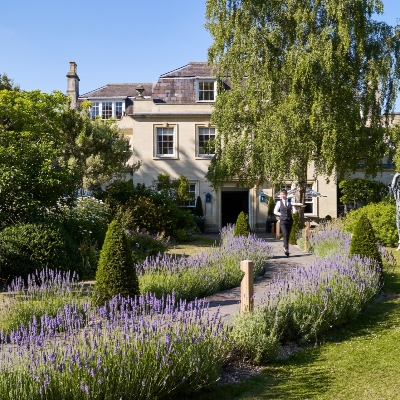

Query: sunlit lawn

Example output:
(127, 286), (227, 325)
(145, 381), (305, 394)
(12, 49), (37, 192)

(195, 248), (400, 400)
(168, 234), (219, 257)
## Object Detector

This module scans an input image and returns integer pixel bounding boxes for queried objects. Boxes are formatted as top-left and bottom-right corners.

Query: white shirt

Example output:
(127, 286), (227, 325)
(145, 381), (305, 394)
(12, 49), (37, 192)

(274, 199), (298, 216)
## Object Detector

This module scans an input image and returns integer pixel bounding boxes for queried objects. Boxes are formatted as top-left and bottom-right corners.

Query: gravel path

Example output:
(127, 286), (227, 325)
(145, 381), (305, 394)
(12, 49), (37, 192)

(201, 233), (317, 323)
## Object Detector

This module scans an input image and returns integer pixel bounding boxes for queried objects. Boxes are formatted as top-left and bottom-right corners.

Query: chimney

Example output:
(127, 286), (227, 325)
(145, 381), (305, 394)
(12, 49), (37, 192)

(66, 61), (80, 109)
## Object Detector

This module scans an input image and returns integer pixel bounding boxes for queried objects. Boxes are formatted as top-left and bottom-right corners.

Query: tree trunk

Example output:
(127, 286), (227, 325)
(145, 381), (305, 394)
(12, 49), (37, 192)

(295, 174), (307, 228)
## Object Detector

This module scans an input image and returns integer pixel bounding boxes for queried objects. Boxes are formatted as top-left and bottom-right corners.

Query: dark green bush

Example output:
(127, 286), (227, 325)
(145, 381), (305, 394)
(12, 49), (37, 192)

(234, 212), (251, 237)
(0, 222), (79, 280)
(349, 214), (382, 270)
(195, 196), (204, 217)
(93, 220), (140, 306)
(267, 197), (275, 216)
(116, 195), (197, 241)
(126, 230), (170, 263)
(343, 202), (397, 247)
(289, 212), (301, 245)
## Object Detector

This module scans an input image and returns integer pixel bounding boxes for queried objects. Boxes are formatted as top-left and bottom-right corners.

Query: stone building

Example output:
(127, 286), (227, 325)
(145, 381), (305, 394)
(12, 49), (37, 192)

(68, 61), (398, 231)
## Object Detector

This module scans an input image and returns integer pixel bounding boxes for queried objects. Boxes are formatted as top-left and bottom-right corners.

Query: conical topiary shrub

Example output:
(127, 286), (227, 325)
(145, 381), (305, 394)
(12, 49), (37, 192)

(93, 219), (140, 306)
(349, 214), (382, 273)
(195, 195), (204, 217)
(234, 211), (251, 237)
(267, 197), (275, 217)
(289, 212), (301, 245)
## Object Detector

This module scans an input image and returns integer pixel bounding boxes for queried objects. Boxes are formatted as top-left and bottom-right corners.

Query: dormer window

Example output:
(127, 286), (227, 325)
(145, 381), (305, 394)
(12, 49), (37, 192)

(196, 80), (216, 102)
(89, 101), (125, 120)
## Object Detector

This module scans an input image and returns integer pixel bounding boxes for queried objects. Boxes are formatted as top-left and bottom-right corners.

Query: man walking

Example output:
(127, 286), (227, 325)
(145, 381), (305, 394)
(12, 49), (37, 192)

(274, 189), (296, 256)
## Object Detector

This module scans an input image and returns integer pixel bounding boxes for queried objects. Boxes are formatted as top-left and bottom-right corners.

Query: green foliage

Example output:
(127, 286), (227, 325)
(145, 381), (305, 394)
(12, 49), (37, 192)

(233, 211), (251, 237)
(267, 196), (275, 216)
(0, 73), (19, 91)
(205, 0), (400, 191)
(349, 214), (382, 269)
(195, 195), (204, 217)
(231, 309), (280, 364)
(57, 196), (112, 277)
(343, 202), (397, 247)
(93, 220), (140, 305)
(115, 193), (197, 241)
(0, 222), (79, 280)
(339, 178), (389, 208)
(126, 230), (170, 263)
(156, 173), (194, 207)
(289, 212), (301, 245)
(0, 90), (134, 225)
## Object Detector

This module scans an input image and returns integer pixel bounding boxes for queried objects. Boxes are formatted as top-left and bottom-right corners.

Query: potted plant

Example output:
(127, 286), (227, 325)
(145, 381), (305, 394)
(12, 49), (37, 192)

(194, 196), (205, 233)
(266, 196), (277, 233)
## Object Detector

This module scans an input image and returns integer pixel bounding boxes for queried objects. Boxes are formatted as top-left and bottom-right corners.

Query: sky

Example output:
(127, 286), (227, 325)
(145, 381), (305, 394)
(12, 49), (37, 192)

(1, 0), (399, 109)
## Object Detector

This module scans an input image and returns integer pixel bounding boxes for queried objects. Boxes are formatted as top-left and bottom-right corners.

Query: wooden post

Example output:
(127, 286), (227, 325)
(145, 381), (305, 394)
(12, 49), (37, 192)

(240, 260), (254, 312)
(305, 221), (311, 252)
(271, 223), (275, 238)
(276, 220), (281, 239)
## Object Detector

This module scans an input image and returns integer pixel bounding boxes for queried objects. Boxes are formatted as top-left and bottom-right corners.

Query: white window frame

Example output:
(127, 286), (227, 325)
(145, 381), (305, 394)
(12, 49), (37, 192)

(89, 100), (126, 120)
(196, 125), (216, 157)
(304, 183), (315, 215)
(196, 80), (216, 102)
(185, 182), (198, 208)
(153, 124), (178, 159)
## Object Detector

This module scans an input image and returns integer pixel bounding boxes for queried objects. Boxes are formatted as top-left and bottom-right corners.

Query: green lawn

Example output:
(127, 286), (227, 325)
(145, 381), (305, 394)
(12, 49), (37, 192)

(196, 249), (400, 400)
(168, 235), (219, 257)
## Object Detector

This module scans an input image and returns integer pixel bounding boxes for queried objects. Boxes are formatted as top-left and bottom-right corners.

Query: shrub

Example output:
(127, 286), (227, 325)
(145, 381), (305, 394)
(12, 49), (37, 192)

(234, 212), (251, 237)
(93, 220), (140, 305)
(126, 229), (170, 263)
(349, 214), (382, 271)
(58, 196), (111, 277)
(289, 212), (301, 245)
(195, 195), (204, 217)
(343, 202), (397, 247)
(116, 195), (197, 241)
(0, 222), (79, 280)
(267, 196), (275, 216)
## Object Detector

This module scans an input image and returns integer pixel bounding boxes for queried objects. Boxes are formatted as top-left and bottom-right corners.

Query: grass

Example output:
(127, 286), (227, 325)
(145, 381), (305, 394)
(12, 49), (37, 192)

(168, 234), (219, 257)
(195, 248), (400, 399)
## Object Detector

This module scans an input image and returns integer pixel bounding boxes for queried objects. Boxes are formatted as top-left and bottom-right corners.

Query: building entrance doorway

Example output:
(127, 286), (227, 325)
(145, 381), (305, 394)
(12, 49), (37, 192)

(221, 190), (249, 227)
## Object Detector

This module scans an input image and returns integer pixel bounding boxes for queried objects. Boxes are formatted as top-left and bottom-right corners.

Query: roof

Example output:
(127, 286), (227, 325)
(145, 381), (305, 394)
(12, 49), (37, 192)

(160, 62), (215, 78)
(79, 83), (152, 99)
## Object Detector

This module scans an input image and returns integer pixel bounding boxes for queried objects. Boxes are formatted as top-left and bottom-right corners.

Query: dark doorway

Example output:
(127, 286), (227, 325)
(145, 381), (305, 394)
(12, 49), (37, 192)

(221, 191), (249, 227)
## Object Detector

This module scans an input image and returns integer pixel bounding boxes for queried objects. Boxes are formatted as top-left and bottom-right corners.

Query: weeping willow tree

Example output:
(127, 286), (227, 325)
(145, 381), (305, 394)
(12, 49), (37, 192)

(205, 0), (400, 220)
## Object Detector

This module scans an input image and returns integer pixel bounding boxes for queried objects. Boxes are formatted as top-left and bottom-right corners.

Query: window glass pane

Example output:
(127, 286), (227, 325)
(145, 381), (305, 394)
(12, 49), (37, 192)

(115, 102), (123, 119)
(186, 183), (197, 207)
(102, 102), (112, 119)
(198, 127), (216, 155)
(157, 127), (174, 156)
(305, 183), (313, 214)
(90, 102), (99, 119)
(198, 81), (215, 101)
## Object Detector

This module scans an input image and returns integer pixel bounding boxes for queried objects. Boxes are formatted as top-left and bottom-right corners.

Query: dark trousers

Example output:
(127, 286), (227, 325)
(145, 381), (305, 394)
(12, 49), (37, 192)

(280, 219), (293, 250)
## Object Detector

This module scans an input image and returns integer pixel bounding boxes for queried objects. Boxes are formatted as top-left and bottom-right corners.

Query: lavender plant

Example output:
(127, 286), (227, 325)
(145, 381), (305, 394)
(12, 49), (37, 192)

(232, 254), (382, 364)
(0, 268), (92, 335)
(138, 225), (272, 300)
(0, 293), (229, 399)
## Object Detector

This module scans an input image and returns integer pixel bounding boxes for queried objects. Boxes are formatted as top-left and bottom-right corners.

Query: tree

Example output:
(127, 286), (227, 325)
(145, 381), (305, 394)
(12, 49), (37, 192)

(0, 73), (19, 91)
(205, 0), (400, 223)
(339, 178), (389, 209)
(0, 90), (135, 225)
(155, 173), (194, 207)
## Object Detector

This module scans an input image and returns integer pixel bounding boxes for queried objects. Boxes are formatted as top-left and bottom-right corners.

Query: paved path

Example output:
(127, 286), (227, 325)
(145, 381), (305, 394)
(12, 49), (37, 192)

(201, 233), (317, 323)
